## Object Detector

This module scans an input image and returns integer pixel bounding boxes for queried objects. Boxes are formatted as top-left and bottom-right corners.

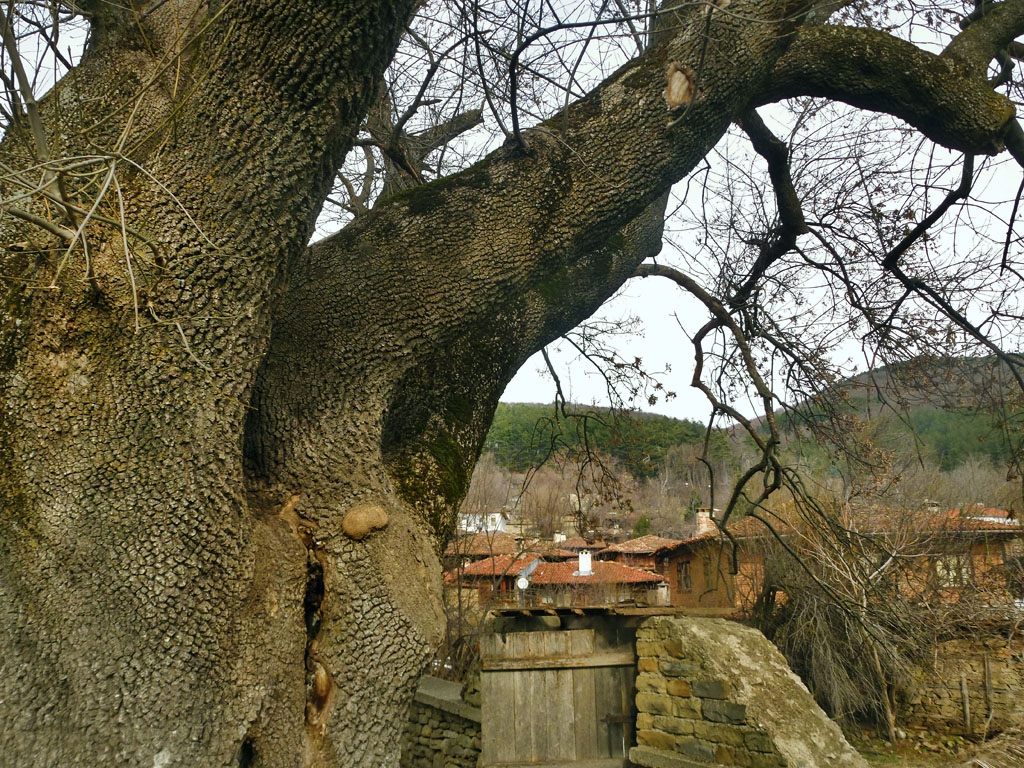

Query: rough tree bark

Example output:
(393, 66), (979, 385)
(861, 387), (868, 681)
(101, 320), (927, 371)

(2, 1), (1023, 766)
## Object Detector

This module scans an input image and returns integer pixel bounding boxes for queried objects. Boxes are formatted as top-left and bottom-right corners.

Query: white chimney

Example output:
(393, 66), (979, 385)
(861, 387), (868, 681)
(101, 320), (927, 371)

(576, 550), (594, 577)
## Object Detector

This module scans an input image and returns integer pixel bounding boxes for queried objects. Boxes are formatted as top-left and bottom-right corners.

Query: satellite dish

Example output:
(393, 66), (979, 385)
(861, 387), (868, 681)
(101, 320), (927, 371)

(516, 576), (530, 590)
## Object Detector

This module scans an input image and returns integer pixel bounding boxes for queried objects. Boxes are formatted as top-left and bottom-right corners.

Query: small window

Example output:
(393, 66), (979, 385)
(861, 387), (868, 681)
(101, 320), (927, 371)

(703, 556), (716, 589)
(935, 554), (971, 588)
(678, 561), (692, 592)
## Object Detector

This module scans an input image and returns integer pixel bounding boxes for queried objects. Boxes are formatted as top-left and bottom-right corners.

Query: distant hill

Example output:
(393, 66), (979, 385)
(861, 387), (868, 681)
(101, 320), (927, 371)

(489, 357), (1022, 481)
(777, 354), (1023, 471)
(485, 402), (708, 476)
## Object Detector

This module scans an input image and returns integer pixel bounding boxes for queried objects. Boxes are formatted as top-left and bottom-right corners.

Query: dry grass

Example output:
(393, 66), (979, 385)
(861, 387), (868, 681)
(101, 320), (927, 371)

(960, 726), (1024, 768)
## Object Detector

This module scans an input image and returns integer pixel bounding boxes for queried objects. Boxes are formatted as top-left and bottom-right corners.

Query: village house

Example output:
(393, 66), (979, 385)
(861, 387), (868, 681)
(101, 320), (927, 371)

(446, 504), (1022, 616)
(456, 508), (509, 535)
(727, 504), (1024, 615)
(594, 510), (737, 611)
(596, 534), (682, 571)
(588, 505), (1023, 615)
(443, 530), (521, 570)
(446, 549), (669, 609)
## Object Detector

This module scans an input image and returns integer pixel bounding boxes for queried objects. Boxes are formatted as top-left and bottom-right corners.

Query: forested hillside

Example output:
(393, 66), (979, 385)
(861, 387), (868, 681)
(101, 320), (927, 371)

(487, 356), (1022, 518)
(483, 402), (709, 476)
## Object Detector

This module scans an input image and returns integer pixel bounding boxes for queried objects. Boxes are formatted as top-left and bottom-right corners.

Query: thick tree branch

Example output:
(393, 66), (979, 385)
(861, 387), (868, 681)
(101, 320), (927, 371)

(761, 24), (1018, 159)
(944, 0), (1024, 77)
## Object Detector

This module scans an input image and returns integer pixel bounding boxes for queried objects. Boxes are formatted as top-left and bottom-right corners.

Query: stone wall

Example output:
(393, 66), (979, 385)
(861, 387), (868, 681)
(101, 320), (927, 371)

(630, 615), (867, 768)
(400, 676), (481, 768)
(904, 630), (1024, 737)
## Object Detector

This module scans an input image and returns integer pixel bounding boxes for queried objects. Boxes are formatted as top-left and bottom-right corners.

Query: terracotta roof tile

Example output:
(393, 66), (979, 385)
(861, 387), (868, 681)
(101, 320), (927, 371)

(598, 534), (681, 555)
(527, 560), (666, 585)
(675, 529), (721, 546)
(536, 546), (578, 559)
(559, 536), (608, 551)
(445, 531), (519, 557)
(448, 554), (541, 582)
(724, 507), (1019, 539)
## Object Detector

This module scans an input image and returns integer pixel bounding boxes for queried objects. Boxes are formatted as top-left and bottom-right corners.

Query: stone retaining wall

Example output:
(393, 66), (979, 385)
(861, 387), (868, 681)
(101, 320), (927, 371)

(904, 631), (1024, 736)
(400, 676), (482, 768)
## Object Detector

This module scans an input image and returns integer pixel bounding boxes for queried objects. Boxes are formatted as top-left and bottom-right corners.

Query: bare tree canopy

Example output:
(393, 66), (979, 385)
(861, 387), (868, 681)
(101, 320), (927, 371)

(2, 1), (1024, 765)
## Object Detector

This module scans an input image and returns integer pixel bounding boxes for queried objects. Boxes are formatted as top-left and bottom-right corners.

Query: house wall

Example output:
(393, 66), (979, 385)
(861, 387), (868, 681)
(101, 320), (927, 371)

(730, 532), (1020, 616)
(662, 545), (737, 610)
(734, 551), (767, 614)
(897, 537), (1013, 604)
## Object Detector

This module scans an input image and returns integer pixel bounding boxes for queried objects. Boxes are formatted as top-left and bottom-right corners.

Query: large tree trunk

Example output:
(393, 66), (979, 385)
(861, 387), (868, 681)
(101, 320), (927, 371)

(1, 1), (1021, 765)
(0, 3), (420, 765)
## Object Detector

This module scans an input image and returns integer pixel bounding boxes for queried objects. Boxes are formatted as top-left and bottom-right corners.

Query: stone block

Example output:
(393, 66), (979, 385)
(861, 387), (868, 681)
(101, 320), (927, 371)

(693, 720), (745, 746)
(653, 714), (695, 736)
(674, 696), (702, 719)
(666, 678), (692, 697)
(743, 728), (773, 753)
(748, 750), (787, 768)
(637, 712), (654, 731)
(637, 673), (667, 693)
(692, 679), (731, 699)
(637, 639), (666, 658)
(639, 657), (660, 673)
(703, 698), (747, 724)
(637, 692), (675, 716)
(638, 729), (679, 752)
(714, 744), (752, 766)
(660, 659), (701, 678)
(676, 737), (717, 762)
(630, 745), (723, 768)
(665, 637), (689, 659)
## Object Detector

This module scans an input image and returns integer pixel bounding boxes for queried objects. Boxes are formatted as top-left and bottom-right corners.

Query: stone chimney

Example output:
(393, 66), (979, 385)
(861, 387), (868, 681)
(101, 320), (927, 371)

(696, 508), (717, 535)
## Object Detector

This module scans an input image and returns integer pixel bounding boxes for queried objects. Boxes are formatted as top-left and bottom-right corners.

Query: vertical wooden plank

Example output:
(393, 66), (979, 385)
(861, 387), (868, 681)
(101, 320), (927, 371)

(572, 631), (599, 759)
(619, 662), (638, 756)
(593, 661), (616, 758)
(572, 665), (598, 759)
(548, 666), (576, 760)
(481, 634), (517, 766)
(532, 630), (557, 765)
(513, 632), (537, 763)
(543, 631), (576, 762)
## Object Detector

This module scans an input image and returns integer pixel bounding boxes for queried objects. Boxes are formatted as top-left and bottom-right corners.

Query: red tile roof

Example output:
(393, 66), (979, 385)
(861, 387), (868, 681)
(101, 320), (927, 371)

(599, 534), (682, 555)
(559, 536), (608, 551)
(455, 554), (540, 579)
(676, 529), (721, 546)
(724, 507), (1019, 539)
(527, 560), (666, 585)
(536, 546), (578, 560)
(445, 531), (519, 557)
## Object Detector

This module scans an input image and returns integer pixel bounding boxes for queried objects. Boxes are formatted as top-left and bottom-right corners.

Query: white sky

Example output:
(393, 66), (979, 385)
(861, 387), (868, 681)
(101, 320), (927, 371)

(500, 271), (718, 422)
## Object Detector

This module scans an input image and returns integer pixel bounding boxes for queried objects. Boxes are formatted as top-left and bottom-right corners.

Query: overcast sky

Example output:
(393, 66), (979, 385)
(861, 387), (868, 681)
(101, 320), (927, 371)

(500, 271), (723, 424)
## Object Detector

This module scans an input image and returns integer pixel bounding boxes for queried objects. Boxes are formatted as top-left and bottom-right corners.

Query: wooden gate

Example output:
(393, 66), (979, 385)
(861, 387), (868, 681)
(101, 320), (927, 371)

(480, 628), (635, 767)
